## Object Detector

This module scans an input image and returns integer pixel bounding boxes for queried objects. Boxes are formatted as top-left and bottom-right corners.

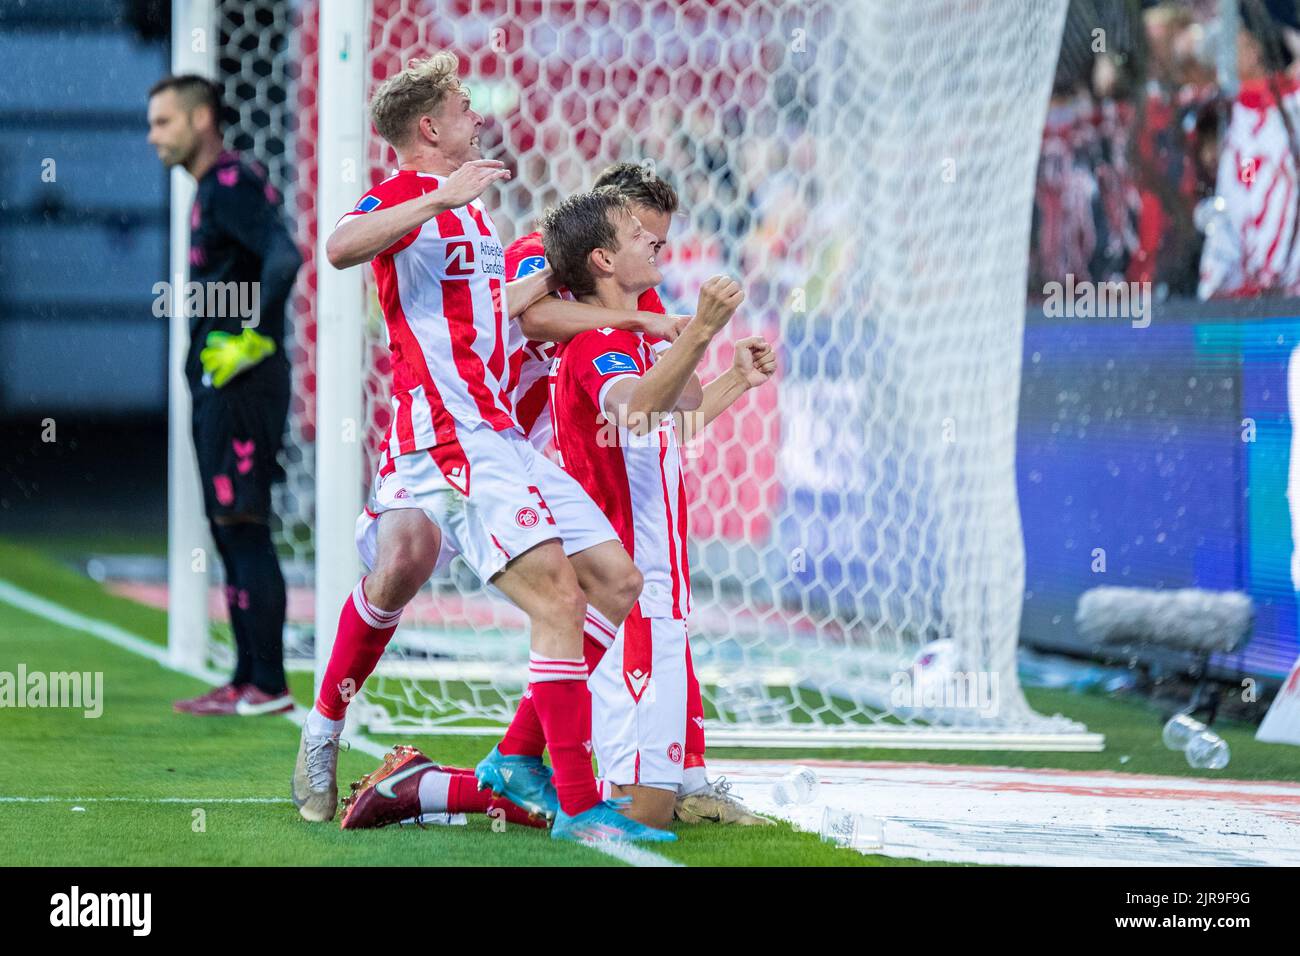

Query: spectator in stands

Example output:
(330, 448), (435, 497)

(1129, 2), (1218, 294)
(1031, 73), (1110, 293)
(1198, 1), (1300, 298)
(1029, 0), (1221, 301)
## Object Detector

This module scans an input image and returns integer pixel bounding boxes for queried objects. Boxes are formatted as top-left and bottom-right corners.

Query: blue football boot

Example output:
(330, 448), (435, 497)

(474, 746), (559, 821)
(551, 800), (678, 844)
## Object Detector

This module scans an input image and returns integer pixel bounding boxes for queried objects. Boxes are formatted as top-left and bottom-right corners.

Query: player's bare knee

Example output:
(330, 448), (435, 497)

(645, 806), (675, 830)
(393, 535), (439, 580)
(371, 524), (438, 608)
(615, 785), (675, 829)
(575, 549), (642, 620)
(627, 803), (674, 830)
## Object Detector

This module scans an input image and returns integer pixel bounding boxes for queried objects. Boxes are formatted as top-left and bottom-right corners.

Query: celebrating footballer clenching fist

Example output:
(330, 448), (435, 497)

(296, 52), (674, 845)
(342, 164), (771, 832)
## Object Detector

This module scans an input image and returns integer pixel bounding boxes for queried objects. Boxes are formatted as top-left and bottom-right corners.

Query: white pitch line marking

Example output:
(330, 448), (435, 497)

(0, 797), (292, 804)
(582, 841), (684, 867)
(0, 578), (678, 868)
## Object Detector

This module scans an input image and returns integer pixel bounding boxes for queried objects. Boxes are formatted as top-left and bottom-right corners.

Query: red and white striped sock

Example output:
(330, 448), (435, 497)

(314, 578), (401, 721)
(498, 606), (620, 757)
(582, 606), (618, 671)
(526, 652), (600, 816)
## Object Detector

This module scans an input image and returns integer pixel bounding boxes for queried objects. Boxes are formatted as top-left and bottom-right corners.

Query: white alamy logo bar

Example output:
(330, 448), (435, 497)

(150, 276), (262, 326)
(0, 665), (103, 718)
(1041, 273), (1152, 329)
(889, 667), (1001, 719)
(49, 886), (151, 936)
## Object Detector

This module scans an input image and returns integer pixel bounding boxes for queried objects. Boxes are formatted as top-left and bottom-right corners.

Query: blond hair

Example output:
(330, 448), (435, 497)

(369, 52), (464, 148)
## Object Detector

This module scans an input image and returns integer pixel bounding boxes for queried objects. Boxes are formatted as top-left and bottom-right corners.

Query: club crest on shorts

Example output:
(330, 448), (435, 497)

(515, 507), (540, 528)
(667, 742), (683, 764)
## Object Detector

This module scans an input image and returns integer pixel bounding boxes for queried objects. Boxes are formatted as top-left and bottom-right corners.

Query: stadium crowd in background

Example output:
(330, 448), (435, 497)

(1198, 0), (1300, 296)
(1028, 0), (1300, 302)
(1030, 0), (1217, 299)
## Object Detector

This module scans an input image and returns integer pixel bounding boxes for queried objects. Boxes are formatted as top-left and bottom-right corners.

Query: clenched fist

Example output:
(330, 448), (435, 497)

(732, 336), (776, 389)
(693, 275), (745, 335)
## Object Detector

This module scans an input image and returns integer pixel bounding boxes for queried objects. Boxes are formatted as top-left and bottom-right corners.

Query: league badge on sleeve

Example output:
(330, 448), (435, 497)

(513, 254), (547, 278)
(592, 351), (639, 376)
(355, 195), (383, 213)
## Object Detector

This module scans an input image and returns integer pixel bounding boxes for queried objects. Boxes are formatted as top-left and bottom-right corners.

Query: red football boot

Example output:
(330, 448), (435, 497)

(233, 685), (295, 716)
(340, 746), (446, 830)
(174, 683), (245, 715)
(340, 746), (547, 830)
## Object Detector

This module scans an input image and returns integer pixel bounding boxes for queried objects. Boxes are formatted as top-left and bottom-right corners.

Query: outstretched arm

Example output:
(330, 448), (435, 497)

(325, 160), (511, 269)
(519, 296), (686, 345)
(523, 298), (701, 409)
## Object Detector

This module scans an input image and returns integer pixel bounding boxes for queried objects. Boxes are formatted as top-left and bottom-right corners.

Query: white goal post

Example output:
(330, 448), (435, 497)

(313, 0), (368, 691)
(166, 0), (217, 674)
(170, 0), (1104, 751)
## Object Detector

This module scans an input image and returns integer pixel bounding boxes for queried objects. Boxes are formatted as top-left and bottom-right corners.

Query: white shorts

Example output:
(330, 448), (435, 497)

(590, 611), (688, 791)
(377, 425), (618, 585)
(354, 456), (457, 575)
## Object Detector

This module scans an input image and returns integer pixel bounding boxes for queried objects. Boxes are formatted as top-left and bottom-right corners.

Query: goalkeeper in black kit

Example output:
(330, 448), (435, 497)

(147, 74), (302, 716)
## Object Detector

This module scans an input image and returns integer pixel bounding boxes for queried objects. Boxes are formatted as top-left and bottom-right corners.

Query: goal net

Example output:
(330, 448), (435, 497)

(188, 0), (1099, 749)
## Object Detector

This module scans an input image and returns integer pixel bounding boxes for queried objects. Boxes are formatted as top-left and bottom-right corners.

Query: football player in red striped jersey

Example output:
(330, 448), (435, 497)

(294, 53), (673, 844)
(540, 188), (776, 827)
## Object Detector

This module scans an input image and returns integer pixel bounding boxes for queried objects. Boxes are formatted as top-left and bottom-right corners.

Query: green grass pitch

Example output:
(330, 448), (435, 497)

(1, 538), (1297, 866)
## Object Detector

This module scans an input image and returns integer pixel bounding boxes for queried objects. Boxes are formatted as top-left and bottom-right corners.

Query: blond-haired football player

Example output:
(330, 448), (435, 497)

(293, 53), (672, 844)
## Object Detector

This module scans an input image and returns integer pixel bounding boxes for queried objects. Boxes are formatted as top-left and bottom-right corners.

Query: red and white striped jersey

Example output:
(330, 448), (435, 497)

(549, 327), (690, 619)
(504, 230), (666, 451)
(341, 170), (518, 464)
(1200, 76), (1300, 298)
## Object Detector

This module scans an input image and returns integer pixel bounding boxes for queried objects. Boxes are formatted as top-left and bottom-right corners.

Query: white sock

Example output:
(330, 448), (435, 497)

(417, 770), (452, 813)
(681, 765), (709, 795)
(306, 707), (345, 738)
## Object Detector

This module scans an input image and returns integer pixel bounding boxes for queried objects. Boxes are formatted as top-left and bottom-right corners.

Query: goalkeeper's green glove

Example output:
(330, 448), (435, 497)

(200, 328), (277, 388)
